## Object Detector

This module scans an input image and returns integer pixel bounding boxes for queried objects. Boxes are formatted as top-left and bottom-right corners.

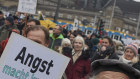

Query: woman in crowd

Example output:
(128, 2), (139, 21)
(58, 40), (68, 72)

(119, 44), (140, 71)
(91, 36), (119, 62)
(68, 33), (76, 43)
(55, 38), (72, 54)
(63, 36), (91, 79)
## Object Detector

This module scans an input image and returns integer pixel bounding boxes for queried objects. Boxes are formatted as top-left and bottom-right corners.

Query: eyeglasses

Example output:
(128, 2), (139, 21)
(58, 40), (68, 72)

(53, 28), (60, 30)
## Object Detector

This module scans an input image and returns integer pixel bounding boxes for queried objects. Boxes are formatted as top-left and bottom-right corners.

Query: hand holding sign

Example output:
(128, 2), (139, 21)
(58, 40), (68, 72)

(0, 33), (70, 79)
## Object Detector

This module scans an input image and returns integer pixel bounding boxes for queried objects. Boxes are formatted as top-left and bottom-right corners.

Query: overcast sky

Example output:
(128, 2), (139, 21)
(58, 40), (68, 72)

(134, 0), (140, 2)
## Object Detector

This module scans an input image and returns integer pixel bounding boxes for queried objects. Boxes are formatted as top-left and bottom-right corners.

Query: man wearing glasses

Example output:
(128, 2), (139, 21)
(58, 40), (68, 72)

(48, 25), (64, 50)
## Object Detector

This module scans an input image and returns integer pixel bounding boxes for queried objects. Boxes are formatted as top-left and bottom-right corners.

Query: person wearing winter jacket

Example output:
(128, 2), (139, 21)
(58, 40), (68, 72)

(91, 36), (119, 62)
(119, 44), (140, 71)
(55, 38), (72, 54)
(0, 16), (18, 42)
(63, 36), (91, 79)
(0, 29), (19, 57)
(48, 25), (64, 50)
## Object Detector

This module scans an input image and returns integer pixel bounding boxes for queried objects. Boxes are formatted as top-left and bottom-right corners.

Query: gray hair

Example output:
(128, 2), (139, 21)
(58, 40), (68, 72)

(61, 38), (72, 48)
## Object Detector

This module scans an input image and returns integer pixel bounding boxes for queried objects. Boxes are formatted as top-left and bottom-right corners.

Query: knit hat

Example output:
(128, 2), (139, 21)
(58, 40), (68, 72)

(6, 16), (14, 25)
(125, 44), (138, 56)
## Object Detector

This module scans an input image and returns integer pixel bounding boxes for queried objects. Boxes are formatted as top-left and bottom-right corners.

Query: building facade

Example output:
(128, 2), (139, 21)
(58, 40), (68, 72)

(0, 0), (139, 38)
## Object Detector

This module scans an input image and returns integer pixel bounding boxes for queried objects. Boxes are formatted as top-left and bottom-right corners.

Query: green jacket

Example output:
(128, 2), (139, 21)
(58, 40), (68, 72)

(0, 25), (18, 42)
(48, 33), (64, 50)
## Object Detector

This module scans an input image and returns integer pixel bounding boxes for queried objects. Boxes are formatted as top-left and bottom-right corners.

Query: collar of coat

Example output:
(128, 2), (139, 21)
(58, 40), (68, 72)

(49, 33), (64, 40)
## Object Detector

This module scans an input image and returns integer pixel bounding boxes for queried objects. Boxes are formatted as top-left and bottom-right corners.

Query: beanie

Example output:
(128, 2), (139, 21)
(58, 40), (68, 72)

(125, 44), (138, 56)
(6, 16), (14, 25)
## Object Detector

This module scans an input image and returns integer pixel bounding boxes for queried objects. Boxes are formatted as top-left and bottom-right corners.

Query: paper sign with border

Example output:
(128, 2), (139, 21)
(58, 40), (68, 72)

(17, 0), (37, 14)
(0, 32), (70, 79)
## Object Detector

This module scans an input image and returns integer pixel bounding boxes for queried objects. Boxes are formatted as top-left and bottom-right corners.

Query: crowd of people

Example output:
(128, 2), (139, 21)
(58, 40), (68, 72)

(0, 10), (140, 79)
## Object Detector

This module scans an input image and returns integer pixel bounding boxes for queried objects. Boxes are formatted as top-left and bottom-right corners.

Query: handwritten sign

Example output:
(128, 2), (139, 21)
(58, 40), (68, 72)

(17, 0), (37, 14)
(0, 33), (70, 79)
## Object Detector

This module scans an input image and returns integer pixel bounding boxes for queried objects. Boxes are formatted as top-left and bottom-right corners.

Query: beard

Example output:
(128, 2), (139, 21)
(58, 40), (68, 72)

(53, 33), (60, 38)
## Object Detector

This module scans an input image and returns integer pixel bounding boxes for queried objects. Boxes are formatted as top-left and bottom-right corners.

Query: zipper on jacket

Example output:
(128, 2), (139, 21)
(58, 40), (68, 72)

(51, 39), (55, 49)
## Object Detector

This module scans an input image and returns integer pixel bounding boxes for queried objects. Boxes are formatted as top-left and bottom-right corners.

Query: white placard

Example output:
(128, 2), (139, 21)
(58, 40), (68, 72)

(73, 18), (79, 30)
(17, 0), (37, 14)
(0, 33), (70, 79)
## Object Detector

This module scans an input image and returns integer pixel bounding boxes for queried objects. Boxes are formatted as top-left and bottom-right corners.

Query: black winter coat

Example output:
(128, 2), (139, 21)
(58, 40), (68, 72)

(91, 46), (119, 62)
(133, 60), (140, 71)
(0, 18), (5, 26)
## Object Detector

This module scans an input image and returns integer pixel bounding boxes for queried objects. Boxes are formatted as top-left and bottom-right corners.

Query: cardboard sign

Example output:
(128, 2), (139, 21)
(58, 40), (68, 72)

(0, 33), (70, 79)
(17, 0), (37, 14)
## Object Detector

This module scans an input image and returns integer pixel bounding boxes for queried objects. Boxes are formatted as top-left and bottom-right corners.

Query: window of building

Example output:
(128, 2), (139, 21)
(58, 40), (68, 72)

(124, 25), (128, 29)
(59, 13), (63, 18)
(46, 12), (50, 16)
(82, 17), (86, 21)
(75, 16), (78, 19)
(52, 12), (55, 16)
(129, 26), (133, 30)
(67, 15), (72, 19)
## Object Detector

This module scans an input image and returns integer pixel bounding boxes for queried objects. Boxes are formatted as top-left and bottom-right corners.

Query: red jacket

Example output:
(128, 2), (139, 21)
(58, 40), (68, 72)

(0, 38), (9, 56)
(0, 29), (19, 56)
(64, 50), (91, 79)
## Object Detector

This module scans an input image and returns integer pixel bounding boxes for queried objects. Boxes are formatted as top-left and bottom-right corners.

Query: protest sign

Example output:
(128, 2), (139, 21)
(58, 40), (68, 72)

(17, 0), (37, 14)
(73, 18), (79, 30)
(0, 33), (70, 79)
